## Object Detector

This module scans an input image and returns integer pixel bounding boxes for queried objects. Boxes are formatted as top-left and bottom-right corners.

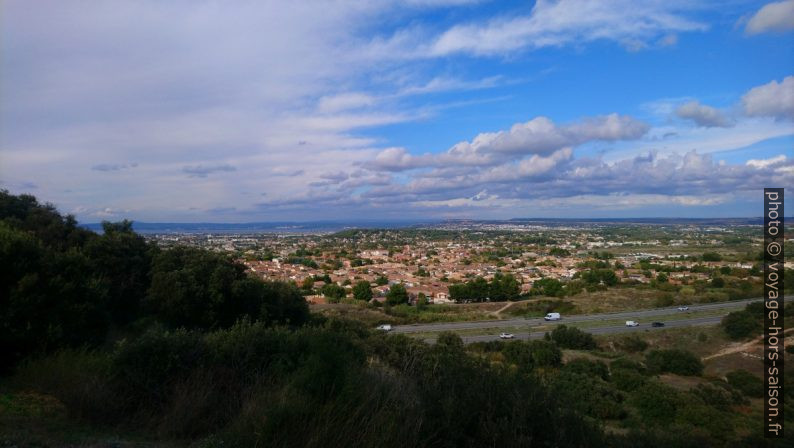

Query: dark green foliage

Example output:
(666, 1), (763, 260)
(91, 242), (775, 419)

(352, 280), (372, 301)
(725, 370), (763, 398)
(611, 368), (647, 392)
(618, 335), (649, 353)
(629, 382), (680, 425)
(610, 357), (647, 373)
(436, 332), (464, 350)
(375, 275), (388, 285)
(146, 246), (309, 329)
(449, 274), (520, 302)
(528, 340), (563, 367)
(550, 325), (597, 350)
(0, 191), (308, 372)
(721, 310), (761, 340)
(0, 223), (109, 369)
(84, 221), (154, 324)
(580, 268), (619, 286)
(564, 358), (609, 381)
(501, 341), (535, 371)
(0, 190), (95, 251)
(553, 371), (625, 419)
(529, 277), (564, 297)
(702, 252), (722, 262)
(386, 282), (408, 305)
(321, 282), (346, 302)
(645, 349), (703, 376)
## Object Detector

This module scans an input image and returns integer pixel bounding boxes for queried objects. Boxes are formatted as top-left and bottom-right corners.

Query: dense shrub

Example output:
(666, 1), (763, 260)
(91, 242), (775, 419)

(618, 335), (649, 353)
(629, 382), (680, 425)
(721, 310), (761, 340)
(564, 358), (610, 381)
(725, 370), (763, 398)
(611, 368), (647, 392)
(528, 340), (563, 367)
(553, 371), (625, 420)
(645, 349), (703, 376)
(550, 325), (597, 350)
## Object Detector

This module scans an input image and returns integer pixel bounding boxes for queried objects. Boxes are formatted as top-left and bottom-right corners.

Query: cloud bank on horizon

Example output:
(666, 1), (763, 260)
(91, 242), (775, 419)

(1, 0), (792, 222)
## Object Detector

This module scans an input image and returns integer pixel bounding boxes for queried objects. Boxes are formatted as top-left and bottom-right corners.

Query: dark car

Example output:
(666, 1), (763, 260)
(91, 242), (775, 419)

(651, 322), (665, 327)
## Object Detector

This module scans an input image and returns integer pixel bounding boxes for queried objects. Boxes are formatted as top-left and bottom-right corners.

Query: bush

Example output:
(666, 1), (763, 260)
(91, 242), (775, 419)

(553, 371), (625, 420)
(612, 368), (647, 392)
(618, 335), (648, 353)
(721, 310), (761, 340)
(12, 349), (117, 422)
(550, 325), (597, 350)
(725, 370), (763, 398)
(629, 382), (680, 426)
(528, 340), (563, 367)
(645, 349), (703, 376)
(436, 332), (464, 350)
(112, 328), (207, 408)
(564, 358), (609, 381)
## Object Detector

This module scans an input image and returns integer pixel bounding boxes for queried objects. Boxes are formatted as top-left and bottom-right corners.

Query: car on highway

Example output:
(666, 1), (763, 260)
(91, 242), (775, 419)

(677, 306), (689, 311)
(376, 324), (392, 331)
(499, 332), (515, 339)
(625, 320), (640, 327)
(652, 322), (665, 327)
(544, 312), (561, 321)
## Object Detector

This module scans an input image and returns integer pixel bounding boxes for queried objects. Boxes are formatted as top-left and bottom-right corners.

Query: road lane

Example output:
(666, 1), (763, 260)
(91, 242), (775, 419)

(441, 315), (724, 344)
(394, 295), (791, 335)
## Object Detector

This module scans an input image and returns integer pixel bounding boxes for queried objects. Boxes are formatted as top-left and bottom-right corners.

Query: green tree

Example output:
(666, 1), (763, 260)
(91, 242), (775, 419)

(550, 325), (597, 350)
(721, 310), (760, 340)
(386, 283), (409, 305)
(352, 280), (373, 301)
(321, 283), (346, 302)
(375, 275), (388, 286)
(84, 220), (154, 325)
(645, 349), (703, 376)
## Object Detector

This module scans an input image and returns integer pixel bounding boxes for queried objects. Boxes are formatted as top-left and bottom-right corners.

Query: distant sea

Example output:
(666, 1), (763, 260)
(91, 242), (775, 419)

(80, 220), (437, 234)
(79, 217), (782, 235)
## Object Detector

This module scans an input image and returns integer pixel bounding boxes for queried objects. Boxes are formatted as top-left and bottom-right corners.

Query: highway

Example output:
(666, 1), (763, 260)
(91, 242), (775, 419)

(388, 295), (792, 344)
(450, 315), (724, 344)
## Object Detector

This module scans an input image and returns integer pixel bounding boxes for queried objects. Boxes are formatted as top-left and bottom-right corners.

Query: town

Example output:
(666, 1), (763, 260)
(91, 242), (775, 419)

(145, 221), (773, 320)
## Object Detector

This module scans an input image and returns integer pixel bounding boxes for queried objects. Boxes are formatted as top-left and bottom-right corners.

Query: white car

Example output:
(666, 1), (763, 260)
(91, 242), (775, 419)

(677, 306), (689, 311)
(625, 321), (640, 327)
(376, 324), (392, 331)
(499, 332), (515, 339)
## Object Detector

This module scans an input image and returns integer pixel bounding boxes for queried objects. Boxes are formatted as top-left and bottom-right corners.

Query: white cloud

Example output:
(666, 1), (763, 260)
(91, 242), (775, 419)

(746, 154), (787, 168)
(675, 100), (734, 127)
(742, 75), (794, 120)
(317, 93), (376, 113)
(425, 0), (707, 56)
(745, 0), (794, 34)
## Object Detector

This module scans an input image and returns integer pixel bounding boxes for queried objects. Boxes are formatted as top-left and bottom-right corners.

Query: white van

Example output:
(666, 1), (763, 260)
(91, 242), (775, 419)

(376, 324), (392, 331)
(544, 312), (561, 321)
(625, 321), (639, 327)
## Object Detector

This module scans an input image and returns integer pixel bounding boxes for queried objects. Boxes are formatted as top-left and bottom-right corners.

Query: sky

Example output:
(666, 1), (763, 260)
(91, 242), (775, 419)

(1, 0), (793, 222)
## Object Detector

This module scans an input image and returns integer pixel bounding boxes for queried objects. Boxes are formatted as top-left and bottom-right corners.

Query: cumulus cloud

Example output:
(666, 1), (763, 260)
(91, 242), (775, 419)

(182, 164), (237, 178)
(742, 76), (794, 120)
(675, 101), (734, 127)
(370, 113), (647, 172)
(745, 1), (794, 34)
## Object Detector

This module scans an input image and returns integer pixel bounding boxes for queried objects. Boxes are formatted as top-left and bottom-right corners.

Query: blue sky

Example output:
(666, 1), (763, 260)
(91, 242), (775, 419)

(1, 0), (792, 222)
